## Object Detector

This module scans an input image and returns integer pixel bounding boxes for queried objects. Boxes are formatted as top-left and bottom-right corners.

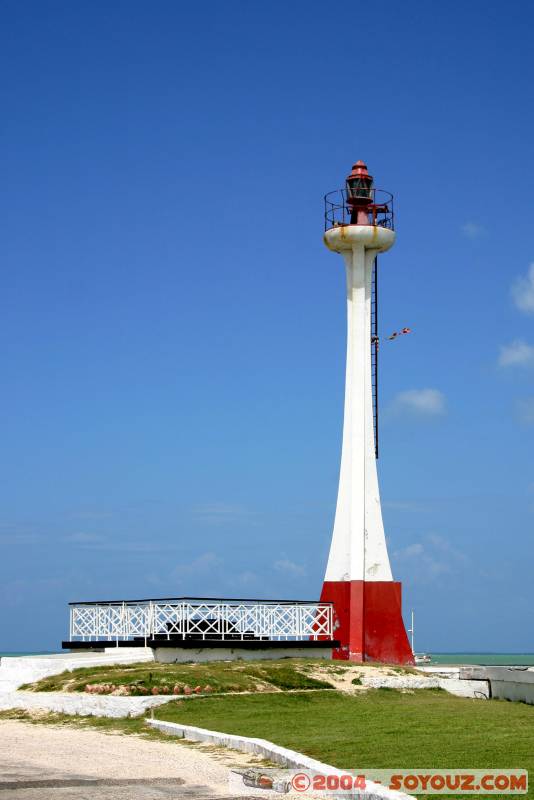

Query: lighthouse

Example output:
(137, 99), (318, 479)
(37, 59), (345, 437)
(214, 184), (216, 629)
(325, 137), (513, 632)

(320, 161), (414, 665)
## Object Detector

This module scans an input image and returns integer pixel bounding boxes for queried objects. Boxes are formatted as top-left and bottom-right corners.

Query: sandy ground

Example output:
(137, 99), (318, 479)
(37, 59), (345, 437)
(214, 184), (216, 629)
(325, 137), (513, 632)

(305, 662), (423, 693)
(0, 719), (273, 799)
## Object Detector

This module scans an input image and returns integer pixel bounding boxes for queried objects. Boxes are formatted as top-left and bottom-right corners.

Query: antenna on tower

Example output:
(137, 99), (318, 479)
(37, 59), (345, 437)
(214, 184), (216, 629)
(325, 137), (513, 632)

(371, 256), (379, 459)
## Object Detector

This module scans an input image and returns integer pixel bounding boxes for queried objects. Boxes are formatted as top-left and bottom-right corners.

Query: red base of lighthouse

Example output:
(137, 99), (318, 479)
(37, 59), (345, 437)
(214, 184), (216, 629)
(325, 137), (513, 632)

(320, 580), (414, 665)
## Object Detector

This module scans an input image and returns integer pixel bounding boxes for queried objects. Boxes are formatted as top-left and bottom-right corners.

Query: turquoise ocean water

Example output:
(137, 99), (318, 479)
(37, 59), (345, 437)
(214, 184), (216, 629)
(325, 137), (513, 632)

(2, 652), (534, 665)
(430, 654), (534, 666)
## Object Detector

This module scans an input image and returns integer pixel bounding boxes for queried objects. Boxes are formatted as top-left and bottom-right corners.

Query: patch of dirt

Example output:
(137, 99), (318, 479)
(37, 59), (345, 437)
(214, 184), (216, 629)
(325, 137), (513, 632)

(300, 662), (425, 694)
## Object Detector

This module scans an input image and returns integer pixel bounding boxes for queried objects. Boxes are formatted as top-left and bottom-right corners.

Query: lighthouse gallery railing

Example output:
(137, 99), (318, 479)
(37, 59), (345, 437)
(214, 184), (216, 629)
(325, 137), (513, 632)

(69, 597), (333, 643)
(324, 187), (394, 231)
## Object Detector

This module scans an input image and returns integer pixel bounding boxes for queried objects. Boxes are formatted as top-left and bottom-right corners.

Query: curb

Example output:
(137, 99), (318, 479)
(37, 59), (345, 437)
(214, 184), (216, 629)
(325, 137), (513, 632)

(0, 691), (171, 719)
(147, 718), (412, 800)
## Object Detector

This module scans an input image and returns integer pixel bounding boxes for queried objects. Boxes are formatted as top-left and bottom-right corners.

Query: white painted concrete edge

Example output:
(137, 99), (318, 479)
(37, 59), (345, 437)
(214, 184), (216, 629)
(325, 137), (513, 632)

(0, 649), (154, 693)
(438, 678), (490, 700)
(147, 718), (412, 800)
(359, 674), (490, 699)
(0, 690), (170, 718)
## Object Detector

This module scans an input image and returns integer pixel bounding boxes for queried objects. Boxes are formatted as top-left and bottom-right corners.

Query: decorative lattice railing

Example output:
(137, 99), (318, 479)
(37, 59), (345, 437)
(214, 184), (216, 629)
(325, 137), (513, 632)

(69, 597), (333, 643)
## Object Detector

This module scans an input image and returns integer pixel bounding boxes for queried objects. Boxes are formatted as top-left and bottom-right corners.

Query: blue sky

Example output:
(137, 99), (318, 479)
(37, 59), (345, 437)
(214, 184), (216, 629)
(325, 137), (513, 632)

(1, 1), (534, 652)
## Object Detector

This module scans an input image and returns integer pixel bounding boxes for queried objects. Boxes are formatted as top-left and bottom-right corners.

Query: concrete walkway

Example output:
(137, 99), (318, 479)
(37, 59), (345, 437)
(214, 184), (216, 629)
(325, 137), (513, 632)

(0, 720), (260, 799)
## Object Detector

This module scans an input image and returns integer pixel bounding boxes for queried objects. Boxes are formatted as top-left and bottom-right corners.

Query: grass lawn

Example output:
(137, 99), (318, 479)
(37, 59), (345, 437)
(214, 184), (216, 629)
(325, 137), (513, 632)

(155, 689), (533, 784)
(4, 684), (532, 798)
(21, 658), (334, 694)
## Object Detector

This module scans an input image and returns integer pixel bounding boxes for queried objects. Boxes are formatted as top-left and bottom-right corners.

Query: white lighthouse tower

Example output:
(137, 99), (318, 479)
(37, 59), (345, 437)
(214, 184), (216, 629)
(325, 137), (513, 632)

(320, 161), (413, 664)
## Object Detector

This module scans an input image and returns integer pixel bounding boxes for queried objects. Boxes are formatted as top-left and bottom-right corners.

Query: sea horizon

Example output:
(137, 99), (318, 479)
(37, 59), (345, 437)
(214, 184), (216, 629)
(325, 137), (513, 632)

(3, 651), (534, 666)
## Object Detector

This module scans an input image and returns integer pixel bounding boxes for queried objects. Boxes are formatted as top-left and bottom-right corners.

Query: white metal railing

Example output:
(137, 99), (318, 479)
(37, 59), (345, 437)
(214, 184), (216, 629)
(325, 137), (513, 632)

(68, 598), (333, 643)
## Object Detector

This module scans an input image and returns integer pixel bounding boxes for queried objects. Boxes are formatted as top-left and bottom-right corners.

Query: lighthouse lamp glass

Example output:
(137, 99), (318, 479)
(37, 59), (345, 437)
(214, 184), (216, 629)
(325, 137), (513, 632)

(347, 177), (373, 200)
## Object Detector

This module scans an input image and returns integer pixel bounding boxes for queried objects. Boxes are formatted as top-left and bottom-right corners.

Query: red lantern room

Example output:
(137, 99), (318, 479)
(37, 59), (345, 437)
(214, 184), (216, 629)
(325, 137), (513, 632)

(346, 160), (374, 224)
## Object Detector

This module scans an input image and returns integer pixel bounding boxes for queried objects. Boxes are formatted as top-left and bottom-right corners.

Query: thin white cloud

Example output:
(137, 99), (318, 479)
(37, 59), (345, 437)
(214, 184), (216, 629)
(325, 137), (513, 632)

(498, 339), (534, 367)
(511, 263), (534, 314)
(427, 532), (469, 563)
(392, 533), (468, 584)
(64, 532), (104, 544)
(174, 551), (223, 578)
(69, 510), (115, 521)
(461, 222), (486, 239)
(517, 398), (534, 426)
(191, 504), (259, 526)
(145, 571), (166, 588)
(390, 388), (446, 417)
(400, 543), (424, 557)
(0, 532), (43, 545)
(69, 536), (181, 553)
(237, 570), (259, 586)
(383, 500), (427, 513)
(273, 558), (306, 577)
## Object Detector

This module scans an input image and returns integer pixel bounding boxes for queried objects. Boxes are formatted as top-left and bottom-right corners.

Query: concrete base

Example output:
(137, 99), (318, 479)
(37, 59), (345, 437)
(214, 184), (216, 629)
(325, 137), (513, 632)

(0, 649), (154, 693)
(320, 580), (414, 664)
(440, 677), (490, 699)
(359, 671), (490, 699)
(154, 645), (333, 663)
(461, 666), (534, 704)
